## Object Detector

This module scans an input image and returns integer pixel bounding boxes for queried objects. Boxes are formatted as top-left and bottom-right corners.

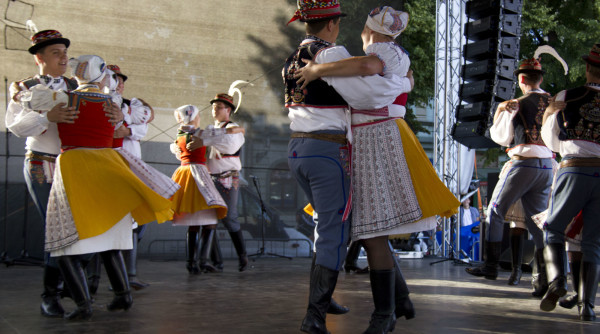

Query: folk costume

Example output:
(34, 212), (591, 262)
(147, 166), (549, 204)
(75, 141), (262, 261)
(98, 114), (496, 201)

(466, 57), (554, 290)
(169, 105), (227, 274)
(4, 29), (77, 318)
(205, 91), (249, 272)
(539, 43), (600, 321)
(285, 3), (415, 333)
(18, 55), (178, 320)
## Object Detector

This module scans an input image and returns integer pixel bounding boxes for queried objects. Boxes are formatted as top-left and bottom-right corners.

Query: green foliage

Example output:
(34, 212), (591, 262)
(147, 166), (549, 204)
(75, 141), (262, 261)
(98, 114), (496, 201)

(520, 0), (600, 95)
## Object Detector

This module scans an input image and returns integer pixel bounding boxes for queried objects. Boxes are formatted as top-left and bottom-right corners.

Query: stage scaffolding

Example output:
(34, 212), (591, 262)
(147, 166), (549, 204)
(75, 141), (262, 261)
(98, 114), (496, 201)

(433, 0), (468, 260)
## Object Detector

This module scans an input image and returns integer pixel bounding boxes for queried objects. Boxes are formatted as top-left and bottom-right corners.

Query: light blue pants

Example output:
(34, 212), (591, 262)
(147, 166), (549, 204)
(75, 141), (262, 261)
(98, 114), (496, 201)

(288, 132), (350, 271)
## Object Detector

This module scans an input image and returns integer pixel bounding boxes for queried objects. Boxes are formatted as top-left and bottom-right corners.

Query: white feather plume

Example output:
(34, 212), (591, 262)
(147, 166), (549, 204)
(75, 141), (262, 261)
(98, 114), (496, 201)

(25, 20), (38, 33)
(228, 80), (253, 113)
(534, 45), (569, 75)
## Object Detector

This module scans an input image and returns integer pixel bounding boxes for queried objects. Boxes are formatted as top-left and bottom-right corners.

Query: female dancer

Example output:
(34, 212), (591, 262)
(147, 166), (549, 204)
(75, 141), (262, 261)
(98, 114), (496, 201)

(18, 55), (179, 319)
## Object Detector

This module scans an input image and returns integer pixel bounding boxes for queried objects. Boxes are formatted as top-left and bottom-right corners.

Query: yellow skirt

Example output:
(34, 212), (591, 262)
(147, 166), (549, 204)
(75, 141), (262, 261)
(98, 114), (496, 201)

(171, 165), (227, 220)
(396, 118), (459, 218)
(59, 148), (175, 240)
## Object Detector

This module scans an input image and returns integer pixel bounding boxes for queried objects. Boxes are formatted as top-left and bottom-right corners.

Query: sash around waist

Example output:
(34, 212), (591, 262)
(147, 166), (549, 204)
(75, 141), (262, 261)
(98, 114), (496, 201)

(290, 132), (348, 145)
(559, 157), (600, 168)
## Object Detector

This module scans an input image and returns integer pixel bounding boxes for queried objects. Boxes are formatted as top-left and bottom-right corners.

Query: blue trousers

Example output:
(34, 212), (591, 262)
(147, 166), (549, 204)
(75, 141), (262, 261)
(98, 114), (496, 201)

(487, 158), (553, 249)
(545, 165), (600, 264)
(288, 132), (350, 271)
(214, 180), (241, 233)
(23, 151), (57, 267)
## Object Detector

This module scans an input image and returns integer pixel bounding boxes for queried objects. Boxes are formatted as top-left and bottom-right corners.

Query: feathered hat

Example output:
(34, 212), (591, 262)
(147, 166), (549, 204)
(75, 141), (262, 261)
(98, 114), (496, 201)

(515, 45), (569, 76)
(287, 0), (346, 25)
(210, 80), (253, 114)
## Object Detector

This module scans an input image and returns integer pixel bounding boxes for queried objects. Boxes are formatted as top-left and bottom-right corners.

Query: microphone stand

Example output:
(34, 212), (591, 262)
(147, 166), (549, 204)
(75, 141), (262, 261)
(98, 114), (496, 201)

(248, 175), (292, 260)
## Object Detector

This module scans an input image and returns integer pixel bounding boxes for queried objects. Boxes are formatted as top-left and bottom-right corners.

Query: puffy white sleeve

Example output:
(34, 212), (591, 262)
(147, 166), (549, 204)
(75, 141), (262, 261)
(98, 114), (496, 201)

(489, 108), (516, 146)
(541, 90), (566, 152)
(201, 124), (245, 155)
(128, 98), (152, 124)
(18, 84), (68, 112)
(316, 46), (412, 109)
(6, 84), (67, 138)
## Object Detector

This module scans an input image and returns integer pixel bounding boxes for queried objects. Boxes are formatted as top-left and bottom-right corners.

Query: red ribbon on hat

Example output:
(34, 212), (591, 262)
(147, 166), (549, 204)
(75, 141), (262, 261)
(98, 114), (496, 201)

(287, 9), (303, 25)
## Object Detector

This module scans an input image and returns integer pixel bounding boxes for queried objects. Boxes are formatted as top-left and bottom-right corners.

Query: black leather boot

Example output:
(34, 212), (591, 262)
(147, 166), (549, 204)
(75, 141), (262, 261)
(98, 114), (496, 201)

(40, 265), (65, 317)
(101, 250), (132, 312)
(200, 228), (219, 273)
(210, 233), (224, 271)
(309, 255), (349, 315)
(559, 252), (581, 309)
(344, 241), (368, 274)
(124, 230), (149, 290)
(230, 230), (248, 272)
(540, 243), (568, 312)
(300, 264), (339, 334)
(57, 256), (93, 320)
(532, 248), (548, 297)
(186, 230), (200, 274)
(578, 262), (600, 321)
(508, 228), (525, 285)
(86, 253), (101, 295)
(363, 269), (396, 334)
(390, 242), (414, 320)
(465, 241), (501, 280)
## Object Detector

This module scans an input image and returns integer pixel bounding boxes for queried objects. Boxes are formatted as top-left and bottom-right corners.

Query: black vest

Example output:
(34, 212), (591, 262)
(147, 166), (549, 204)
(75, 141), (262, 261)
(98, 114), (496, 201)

(558, 86), (600, 144)
(510, 92), (550, 147)
(283, 37), (347, 108)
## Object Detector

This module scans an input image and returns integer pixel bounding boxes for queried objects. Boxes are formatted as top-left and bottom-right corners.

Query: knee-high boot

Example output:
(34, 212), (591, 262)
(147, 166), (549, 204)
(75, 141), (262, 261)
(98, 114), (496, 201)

(363, 269), (396, 334)
(200, 228), (219, 273)
(345, 241), (368, 274)
(124, 230), (149, 290)
(229, 230), (248, 272)
(86, 253), (102, 295)
(100, 250), (132, 311)
(210, 233), (224, 271)
(186, 230), (200, 274)
(40, 265), (65, 317)
(578, 262), (600, 321)
(389, 242), (414, 320)
(57, 256), (93, 320)
(532, 248), (548, 297)
(540, 243), (568, 311)
(559, 252), (581, 309)
(508, 228), (525, 285)
(300, 264), (339, 334)
(309, 255), (349, 315)
(465, 241), (502, 280)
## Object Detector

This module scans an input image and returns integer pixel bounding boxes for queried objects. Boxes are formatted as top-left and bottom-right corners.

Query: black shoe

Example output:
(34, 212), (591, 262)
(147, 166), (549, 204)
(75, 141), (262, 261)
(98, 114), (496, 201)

(230, 230), (248, 272)
(465, 265), (498, 280)
(558, 294), (578, 309)
(579, 262), (600, 321)
(57, 256), (93, 321)
(532, 248), (548, 298)
(40, 296), (64, 318)
(186, 230), (200, 274)
(300, 265), (339, 334)
(64, 304), (93, 320)
(465, 241), (501, 280)
(107, 293), (133, 311)
(327, 298), (349, 315)
(129, 276), (150, 290)
(508, 228), (525, 286)
(301, 313), (331, 334)
(363, 269), (396, 334)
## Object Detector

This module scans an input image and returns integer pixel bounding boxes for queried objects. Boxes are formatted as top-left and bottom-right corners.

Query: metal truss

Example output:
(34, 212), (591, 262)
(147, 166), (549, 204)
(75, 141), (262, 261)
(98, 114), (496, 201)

(433, 0), (467, 260)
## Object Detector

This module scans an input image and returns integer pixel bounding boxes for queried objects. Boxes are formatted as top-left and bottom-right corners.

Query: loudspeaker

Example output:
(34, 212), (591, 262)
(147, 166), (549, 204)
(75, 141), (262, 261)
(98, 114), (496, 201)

(459, 78), (515, 103)
(462, 58), (517, 81)
(456, 100), (501, 122)
(451, 120), (499, 148)
(463, 37), (519, 61)
(465, 14), (520, 39)
(466, 0), (522, 19)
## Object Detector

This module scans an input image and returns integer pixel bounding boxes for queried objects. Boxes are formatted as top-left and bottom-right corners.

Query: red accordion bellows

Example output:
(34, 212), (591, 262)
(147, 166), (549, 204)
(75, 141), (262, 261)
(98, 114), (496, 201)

(58, 91), (114, 150)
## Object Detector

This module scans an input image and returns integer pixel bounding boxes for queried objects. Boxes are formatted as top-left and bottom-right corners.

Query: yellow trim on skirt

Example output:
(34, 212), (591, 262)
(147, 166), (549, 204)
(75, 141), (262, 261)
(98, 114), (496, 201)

(59, 148), (174, 240)
(395, 118), (460, 218)
(171, 166), (228, 220)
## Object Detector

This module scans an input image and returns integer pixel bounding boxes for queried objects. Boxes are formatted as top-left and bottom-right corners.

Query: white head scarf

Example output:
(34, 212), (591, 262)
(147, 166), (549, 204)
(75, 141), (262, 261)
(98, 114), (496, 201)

(68, 55), (107, 84)
(365, 6), (409, 39)
(174, 104), (200, 125)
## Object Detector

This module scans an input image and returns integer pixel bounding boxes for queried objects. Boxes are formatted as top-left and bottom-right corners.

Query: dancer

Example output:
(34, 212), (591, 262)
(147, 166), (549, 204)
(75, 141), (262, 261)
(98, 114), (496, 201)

(286, 2), (435, 333)
(197, 91), (249, 272)
(169, 104), (228, 274)
(16, 54), (178, 320)
(295, 6), (459, 333)
(464, 57), (553, 291)
(539, 43), (600, 321)
(6, 29), (80, 318)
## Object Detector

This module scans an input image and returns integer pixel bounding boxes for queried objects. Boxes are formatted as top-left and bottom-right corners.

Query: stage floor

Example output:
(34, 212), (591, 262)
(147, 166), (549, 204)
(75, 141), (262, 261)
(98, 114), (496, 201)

(0, 256), (598, 334)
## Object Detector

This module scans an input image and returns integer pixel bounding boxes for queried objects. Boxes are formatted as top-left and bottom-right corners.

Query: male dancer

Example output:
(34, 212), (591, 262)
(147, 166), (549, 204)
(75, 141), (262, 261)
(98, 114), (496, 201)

(539, 43), (600, 321)
(284, 1), (412, 333)
(465, 58), (553, 298)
